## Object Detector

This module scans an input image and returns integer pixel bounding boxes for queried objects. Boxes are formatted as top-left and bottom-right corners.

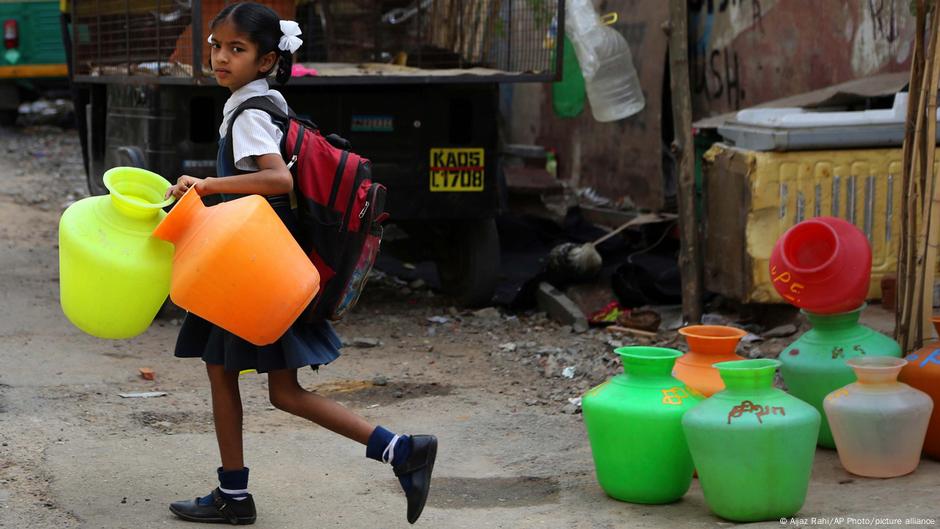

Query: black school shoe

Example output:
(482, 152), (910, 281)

(169, 488), (257, 525)
(393, 434), (438, 524)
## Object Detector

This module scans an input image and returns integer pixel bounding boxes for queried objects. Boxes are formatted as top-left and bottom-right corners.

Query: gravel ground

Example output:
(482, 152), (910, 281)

(0, 125), (86, 210)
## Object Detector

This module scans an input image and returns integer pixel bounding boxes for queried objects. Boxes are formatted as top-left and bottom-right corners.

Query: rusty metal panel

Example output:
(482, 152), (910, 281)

(690, 0), (915, 120)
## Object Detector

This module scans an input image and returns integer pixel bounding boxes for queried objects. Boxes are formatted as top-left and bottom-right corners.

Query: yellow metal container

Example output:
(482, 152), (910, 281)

(703, 143), (911, 304)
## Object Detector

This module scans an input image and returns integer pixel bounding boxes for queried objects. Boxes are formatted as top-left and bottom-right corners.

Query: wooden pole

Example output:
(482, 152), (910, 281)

(666, 0), (702, 324)
(897, 0), (926, 347)
(917, 6), (940, 345)
(905, 3), (934, 350)
(898, 0), (940, 352)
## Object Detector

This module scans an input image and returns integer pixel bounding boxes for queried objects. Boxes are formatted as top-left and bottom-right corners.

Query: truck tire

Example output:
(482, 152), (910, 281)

(436, 218), (500, 307)
(0, 82), (18, 126)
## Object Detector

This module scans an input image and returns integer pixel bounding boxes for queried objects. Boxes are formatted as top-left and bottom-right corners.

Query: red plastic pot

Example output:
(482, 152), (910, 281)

(769, 217), (871, 314)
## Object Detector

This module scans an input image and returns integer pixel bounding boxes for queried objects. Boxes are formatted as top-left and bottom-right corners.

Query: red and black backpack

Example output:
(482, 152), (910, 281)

(228, 96), (388, 322)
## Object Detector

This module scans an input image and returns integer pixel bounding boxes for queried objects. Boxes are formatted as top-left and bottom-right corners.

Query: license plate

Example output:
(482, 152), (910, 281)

(429, 148), (484, 192)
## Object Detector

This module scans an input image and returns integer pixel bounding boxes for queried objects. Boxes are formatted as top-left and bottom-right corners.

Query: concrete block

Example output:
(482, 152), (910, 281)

(536, 282), (588, 333)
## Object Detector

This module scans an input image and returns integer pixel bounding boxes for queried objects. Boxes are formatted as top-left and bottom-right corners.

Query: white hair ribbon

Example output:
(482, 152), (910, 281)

(278, 20), (303, 53)
(207, 33), (214, 44)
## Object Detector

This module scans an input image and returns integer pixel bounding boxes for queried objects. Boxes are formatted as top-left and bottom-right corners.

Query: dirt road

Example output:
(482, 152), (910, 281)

(1, 126), (938, 529)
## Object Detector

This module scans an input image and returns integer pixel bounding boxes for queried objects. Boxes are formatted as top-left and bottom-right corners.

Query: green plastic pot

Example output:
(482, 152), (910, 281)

(581, 346), (703, 504)
(682, 359), (820, 522)
(780, 305), (902, 448)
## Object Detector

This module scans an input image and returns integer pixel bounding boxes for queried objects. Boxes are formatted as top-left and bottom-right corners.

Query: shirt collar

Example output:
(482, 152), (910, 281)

(222, 79), (271, 120)
(220, 79), (271, 136)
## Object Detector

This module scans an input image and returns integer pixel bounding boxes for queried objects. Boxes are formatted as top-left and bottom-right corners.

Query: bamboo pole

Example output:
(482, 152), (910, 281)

(919, 9), (940, 343)
(899, 2), (925, 349)
(913, 5), (940, 350)
(898, 1), (940, 352)
(897, 0), (926, 346)
(906, 10), (935, 349)
(666, 0), (703, 324)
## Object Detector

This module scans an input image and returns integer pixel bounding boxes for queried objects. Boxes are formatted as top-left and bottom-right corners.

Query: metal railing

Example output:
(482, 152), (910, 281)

(71, 0), (563, 84)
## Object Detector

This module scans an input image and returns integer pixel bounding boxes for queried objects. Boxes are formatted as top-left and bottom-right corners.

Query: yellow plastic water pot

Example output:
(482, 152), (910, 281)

(58, 167), (175, 339)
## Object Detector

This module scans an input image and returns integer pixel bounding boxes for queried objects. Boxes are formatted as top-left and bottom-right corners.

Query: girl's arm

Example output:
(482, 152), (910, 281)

(166, 153), (292, 199)
(203, 153), (293, 195)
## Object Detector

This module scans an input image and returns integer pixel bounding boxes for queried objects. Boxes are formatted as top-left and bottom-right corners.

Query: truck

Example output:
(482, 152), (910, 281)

(1, 0), (68, 124)
(64, 0), (563, 306)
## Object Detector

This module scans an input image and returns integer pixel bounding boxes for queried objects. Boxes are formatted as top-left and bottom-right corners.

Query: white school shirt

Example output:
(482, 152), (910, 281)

(218, 79), (289, 172)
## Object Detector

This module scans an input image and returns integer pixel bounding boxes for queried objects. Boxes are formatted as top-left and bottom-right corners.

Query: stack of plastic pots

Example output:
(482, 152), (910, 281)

(770, 217), (902, 448)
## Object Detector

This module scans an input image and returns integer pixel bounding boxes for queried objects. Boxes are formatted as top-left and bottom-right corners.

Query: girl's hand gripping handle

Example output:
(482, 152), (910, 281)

(166, 175), (210, 199)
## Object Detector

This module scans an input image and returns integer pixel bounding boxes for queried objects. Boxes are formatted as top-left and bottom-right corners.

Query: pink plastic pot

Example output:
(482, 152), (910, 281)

(769, 217), (871, 314)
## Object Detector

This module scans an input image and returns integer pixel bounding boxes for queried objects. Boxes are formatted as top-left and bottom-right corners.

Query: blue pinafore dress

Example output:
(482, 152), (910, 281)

(173, 130), (342, 373)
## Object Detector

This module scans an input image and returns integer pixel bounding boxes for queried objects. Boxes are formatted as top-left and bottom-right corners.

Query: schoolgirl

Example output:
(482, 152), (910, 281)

(164, 3), (436, 524)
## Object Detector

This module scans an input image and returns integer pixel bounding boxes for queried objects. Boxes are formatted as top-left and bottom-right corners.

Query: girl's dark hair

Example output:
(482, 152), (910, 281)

(210, 2), (294, 85)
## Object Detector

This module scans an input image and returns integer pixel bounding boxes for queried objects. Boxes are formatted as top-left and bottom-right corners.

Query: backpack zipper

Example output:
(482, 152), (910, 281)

(327, 150), (350, 210)
(287, 124), (305, 170)
(340, 165), (364, 232)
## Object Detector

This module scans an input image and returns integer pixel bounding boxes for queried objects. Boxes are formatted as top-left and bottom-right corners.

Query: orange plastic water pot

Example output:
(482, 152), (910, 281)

(900, 317), (940, 459)
(152, 188), (320, 345)
(674, 325), (747, 396)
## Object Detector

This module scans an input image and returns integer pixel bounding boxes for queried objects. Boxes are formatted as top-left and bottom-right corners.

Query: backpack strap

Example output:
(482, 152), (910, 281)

(223, 95), (319, 171)
(230, 96), (292, 129)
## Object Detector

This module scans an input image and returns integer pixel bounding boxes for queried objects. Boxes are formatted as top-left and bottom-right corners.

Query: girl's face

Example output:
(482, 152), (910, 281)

(209, 19), (277, 91)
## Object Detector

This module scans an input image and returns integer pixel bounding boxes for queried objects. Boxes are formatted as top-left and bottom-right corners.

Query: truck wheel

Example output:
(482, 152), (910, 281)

(0, 82), (18, 126)
(436, 218), (500, 307)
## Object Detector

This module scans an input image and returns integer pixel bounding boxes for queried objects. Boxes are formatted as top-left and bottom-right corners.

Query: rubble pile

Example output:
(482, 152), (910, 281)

(361, 267), (807, 415)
